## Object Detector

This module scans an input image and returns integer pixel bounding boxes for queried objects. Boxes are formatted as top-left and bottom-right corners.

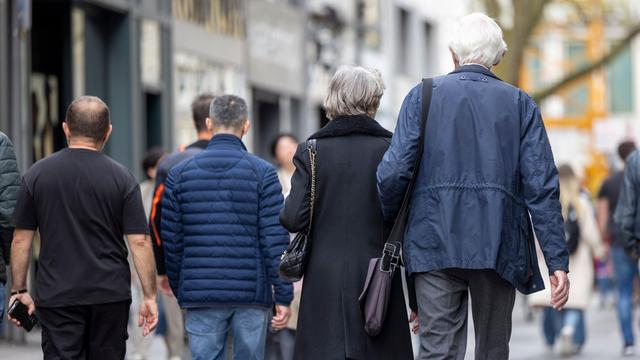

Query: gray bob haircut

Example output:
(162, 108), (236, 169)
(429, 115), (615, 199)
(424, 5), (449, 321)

(209, 94), (248, 130)
(323, 66), (385, 120)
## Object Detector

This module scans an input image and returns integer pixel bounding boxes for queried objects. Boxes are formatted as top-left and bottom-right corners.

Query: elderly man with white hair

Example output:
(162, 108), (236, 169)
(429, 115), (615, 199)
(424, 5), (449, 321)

(377, 13), (570, 359)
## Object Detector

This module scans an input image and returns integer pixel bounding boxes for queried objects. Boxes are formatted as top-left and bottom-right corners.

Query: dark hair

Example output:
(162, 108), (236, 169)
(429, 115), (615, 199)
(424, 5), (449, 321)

(65, 96), (111, 143)
(270, 133), (298, 158)
(191, 94), (215, 133)
(618, 141), (636, 162)
(558, 164), (575, 180)
(209, 95), (248, 130)
(141, 147), (165, 175)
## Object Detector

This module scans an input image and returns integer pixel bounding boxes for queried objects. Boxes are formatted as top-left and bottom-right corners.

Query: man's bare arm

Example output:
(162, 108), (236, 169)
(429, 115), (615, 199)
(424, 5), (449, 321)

(10, 229), (35, 290)
(126, 234), (157, 298)
(126, 234), (159, 336)
(8, 229), (37, 325)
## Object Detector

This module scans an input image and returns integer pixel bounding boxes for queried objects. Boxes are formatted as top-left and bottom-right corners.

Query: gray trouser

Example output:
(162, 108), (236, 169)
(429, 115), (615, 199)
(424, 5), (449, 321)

(160, 291), (186, 358)
(415, 269), (516, 360)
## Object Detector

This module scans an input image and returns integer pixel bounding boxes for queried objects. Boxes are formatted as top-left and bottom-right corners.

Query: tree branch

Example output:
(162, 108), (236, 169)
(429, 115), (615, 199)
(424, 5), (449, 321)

(563, 0), (591, 24)
(496, 0), (551, 84)
(532, 23), (640, 103)
(483, 0), (501, 19)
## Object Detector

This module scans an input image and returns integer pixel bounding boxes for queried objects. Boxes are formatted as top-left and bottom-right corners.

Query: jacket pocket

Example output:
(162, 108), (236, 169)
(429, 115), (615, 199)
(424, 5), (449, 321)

(515, 211), (535, 285)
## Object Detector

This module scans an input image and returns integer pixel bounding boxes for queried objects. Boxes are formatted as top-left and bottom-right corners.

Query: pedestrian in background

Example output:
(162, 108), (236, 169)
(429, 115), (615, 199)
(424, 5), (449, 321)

(597, 141), (638, 356)
(129, 147), (165, 360)
(0, 131), (20, 326)
(150, 94), (215, 360)
(266, 133), (300, 360)
(377, 13), (570, 360)
(8, 96), (158, 359)
(151, 94), (215, 292)
(529, 165), (605, 356)
(161, 95), (292, 360)
(615, 144), (640, 352)
(271, 134), (298, 197)
(281, 66), (415, 360)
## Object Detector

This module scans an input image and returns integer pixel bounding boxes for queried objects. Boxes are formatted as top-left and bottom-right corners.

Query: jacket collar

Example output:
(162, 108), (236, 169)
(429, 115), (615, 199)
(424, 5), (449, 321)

(309, 115), (392, 139)
(207, 134), (247, 150)
(187, 139), (210, 150)
(449, 64), (501, 81)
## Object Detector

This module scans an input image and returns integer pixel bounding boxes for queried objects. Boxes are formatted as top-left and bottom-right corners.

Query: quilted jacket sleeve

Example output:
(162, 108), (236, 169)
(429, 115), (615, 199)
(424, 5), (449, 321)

(519, 94), (569, 274)
(161, 167), (184, 295)
(377, 84), (422, 221)
(0, 132), (20, 264)
(259, 165), (293, 305)
(615, 150), (640, 256)
(0, 132), (20, 229)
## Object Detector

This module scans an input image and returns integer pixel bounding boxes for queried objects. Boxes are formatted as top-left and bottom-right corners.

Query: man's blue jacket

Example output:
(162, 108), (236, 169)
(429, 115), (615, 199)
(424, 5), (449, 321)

(614, 150), (640, 257)
(161, 134), (293, 308)
(377, 65), (569, 294)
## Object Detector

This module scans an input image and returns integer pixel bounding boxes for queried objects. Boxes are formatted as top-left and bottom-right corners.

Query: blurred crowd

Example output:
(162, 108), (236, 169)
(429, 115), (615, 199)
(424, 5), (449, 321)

(526, 141), (639, 357)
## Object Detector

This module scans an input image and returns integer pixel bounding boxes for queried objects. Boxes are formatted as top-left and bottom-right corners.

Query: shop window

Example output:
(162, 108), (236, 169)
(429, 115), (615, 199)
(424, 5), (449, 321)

(361, 0), (381, 50)
(422, 22), (433, 76)
(564, 41), (588, 117)
(607, 45), (633, 114)
(396, 8), (409, 75)
(172, 0), (245, 38)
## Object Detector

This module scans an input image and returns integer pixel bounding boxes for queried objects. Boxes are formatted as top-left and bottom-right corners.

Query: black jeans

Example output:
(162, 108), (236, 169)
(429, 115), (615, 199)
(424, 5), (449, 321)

(415, 269), (516, 360)
(38, 300), (131, 360)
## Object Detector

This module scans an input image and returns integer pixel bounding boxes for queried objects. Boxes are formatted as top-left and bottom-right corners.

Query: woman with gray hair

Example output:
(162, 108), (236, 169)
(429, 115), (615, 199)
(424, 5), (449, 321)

(281, 66), (415, 359)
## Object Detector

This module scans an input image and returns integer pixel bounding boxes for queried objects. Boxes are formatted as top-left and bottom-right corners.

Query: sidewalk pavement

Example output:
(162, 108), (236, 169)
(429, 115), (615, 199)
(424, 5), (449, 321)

(0, 295), (632, 359)
(0, 329), (171, 360)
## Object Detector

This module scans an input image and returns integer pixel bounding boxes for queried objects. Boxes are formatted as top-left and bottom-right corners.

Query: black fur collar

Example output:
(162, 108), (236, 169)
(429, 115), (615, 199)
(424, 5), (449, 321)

(309, 115), (392, 139)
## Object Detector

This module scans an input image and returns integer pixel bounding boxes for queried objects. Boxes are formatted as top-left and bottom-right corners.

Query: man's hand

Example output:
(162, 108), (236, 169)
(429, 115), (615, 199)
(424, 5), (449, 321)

(138, 297), (159, 336)
(157, 275), (173, 296)
(271, 305), (291, 330)
(409, 310), (419, 334)
(7, 292), (35, 328)
(550, 270), (569, 310)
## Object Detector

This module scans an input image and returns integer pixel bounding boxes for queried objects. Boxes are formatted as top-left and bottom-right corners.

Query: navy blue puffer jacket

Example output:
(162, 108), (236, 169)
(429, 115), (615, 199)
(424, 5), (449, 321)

(161, 134), (293, 308)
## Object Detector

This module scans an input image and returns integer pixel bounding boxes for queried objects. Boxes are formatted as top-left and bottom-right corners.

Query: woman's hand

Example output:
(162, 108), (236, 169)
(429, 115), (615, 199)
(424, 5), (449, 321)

(272, 305), (291, 330)
(409, 310), (419, 334)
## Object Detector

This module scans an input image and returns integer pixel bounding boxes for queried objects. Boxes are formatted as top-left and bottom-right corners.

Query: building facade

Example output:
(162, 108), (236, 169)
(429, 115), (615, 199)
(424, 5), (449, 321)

(170, 0), (308, 160)
(305, 0), (468, 131)
(518, 0), (640, 192)
(1, 0), (472, 171)
(1, 0), (174, 178)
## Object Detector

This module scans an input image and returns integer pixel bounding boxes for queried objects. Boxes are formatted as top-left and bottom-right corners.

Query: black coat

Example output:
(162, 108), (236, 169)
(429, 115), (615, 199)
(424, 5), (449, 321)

(280, 115), (414, 360)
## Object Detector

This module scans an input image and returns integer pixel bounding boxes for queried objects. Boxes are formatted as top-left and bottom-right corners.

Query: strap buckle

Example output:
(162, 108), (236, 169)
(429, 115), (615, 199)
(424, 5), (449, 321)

(380, 242), (401, 274)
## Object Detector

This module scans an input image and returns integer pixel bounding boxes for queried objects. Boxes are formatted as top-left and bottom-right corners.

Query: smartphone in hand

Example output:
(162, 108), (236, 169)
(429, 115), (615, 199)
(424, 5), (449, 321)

(8, 299), (36, 332)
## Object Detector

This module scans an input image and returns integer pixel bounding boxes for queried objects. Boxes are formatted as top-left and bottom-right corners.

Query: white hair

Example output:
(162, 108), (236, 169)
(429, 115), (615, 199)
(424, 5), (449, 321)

(448, 13), (508, 68)
(323, 65), (385, 120)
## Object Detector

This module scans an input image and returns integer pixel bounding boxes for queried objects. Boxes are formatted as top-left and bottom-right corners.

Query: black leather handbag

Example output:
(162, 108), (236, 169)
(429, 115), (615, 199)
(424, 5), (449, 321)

(279, 139), (317, 282)
(358, 78), (432, 336)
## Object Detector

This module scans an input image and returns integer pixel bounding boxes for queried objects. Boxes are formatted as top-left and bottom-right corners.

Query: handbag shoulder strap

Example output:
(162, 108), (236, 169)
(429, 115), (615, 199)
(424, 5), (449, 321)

(387, 78), (433, 244)
(306, 139), (317, 232)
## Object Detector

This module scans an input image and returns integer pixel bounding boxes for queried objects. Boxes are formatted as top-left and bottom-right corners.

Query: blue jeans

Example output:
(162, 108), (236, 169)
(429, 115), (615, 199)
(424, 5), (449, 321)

(543, 307), (585, 347)
(186, 307), (269, 360)
(612, 246), (639, 346)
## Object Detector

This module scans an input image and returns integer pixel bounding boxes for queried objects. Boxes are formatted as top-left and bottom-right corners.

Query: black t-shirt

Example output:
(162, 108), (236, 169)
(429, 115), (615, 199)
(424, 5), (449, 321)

(12, 148), (149, 307)
(598, 171), (624, 247)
